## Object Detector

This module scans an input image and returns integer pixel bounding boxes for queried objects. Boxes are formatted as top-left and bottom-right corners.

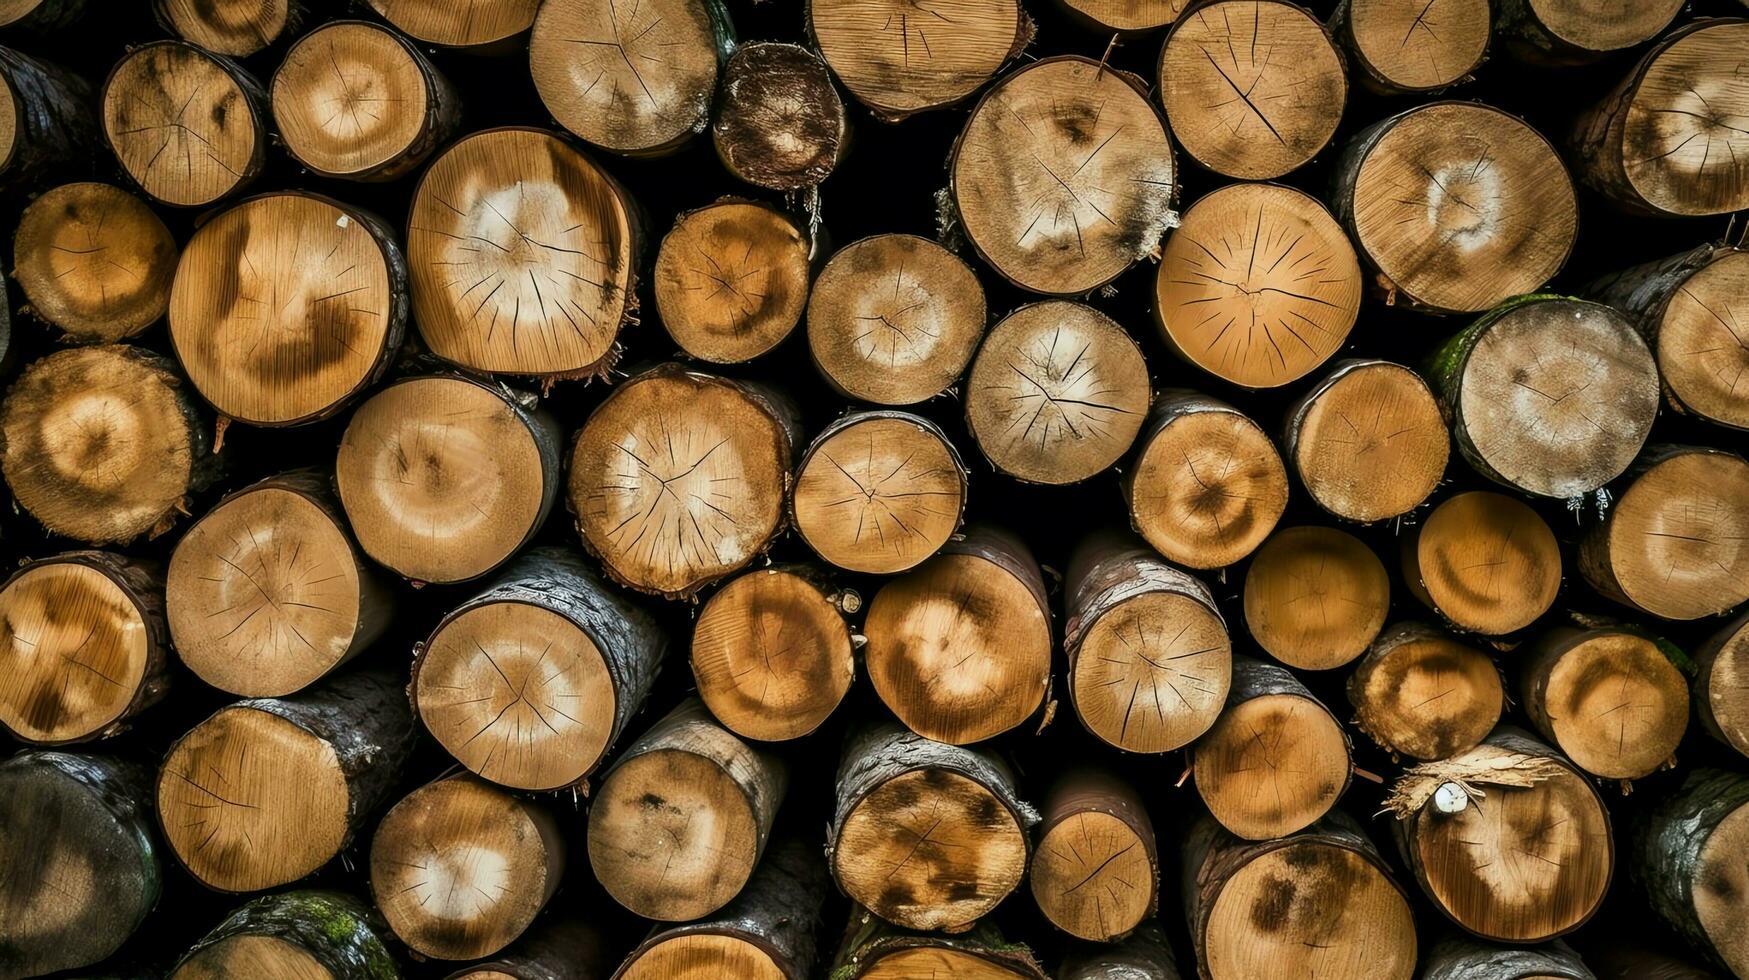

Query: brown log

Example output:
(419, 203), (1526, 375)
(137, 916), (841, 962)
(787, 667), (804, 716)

(100, 41), (266, 208)
(863, 523), (1052, 744)
(829, 723), (1037, 932)
(1063, 529), (1230, 754)
(713, 42), (846, 192)
(587, 698), (786, 921)
(830, 912), (1048, 979)
(1521, 627), (1689, 781)
(12, 182), (175, 344)
(1401, 490), (1561, 635)
(567, 362), (799, 598)
(1347, 622), (1503, 761)
(1056, 0), (1185, 32)
(1327, 0), (1489, 94)
(1029, 768), (1158, 942)
(445, 915), (610, 980)
(411, 545), (668, 792)
(366, 0), (539, 48)
(1695, 611), (1749, 759)
(0, 46), (94, 193)
(153, 0), (304, 56)
(170, 890), (398, 979)
(155, 670), (418, 893)
(1241, 525), (1388, 670)
(1496, 0), (1682, 65)
(1420, 933), (1595, 980)
(653, 199), (812, 364)
(1631, 768), (1749, 978)
(1281, 359), (1448, 522)
(1057, 921), (1183, 980)
(808, 0), (1024, 120)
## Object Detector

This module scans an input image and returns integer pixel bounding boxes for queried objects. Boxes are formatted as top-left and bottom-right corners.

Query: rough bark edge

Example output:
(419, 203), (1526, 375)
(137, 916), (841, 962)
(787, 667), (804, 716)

(173, 889), (399, 980)
(443, 915), (610, 980)
(1056, 920), (1182, 979)
(1695, 610), (1749, 756)
(0, 0), (89, 34)
(1420, 933), (1594, 980)
(0, 46), (95, 192)
(828, 909), (1047, 980)
(1631, 767), (1749, 974)
(790, 408), (969, 559)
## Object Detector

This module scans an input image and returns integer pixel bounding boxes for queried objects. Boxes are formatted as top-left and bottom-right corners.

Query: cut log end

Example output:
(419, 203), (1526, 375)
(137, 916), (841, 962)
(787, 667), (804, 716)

(1286, 360), (1448, 522)
(1513, 0), (1683, 57)
(13, 181), (176, 343)
(793, 412), (967, 573)
(101, 41), (263, 207)
(713, 43), (846, 192)
(1127, 397), (1288, 569)
(1699, 614), (1749, 759)
(1656, 250), (1749, 429)
(154, 0), (296, 56)
(1243, 526), (1388, 671)
(170, 891), (398, 980)
(654, 201), (811, 364)
(618, 934), (786, 980)
(1194, 687), (1349, 840)
(1340, 0), (1490, 92)
(1524, 628), (1688, 781)
(367, 0), (538, 47)
(810, 0), (1020, 117)
(1030, 772), (1156, 942)
(1406, 491), (1561, 635)
(1347, 623), (1503, 761)
(1060, 0), (1187, 31)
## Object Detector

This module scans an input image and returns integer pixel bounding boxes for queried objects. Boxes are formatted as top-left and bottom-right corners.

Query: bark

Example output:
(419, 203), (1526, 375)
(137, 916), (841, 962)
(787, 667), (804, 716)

(1056, 921), (1182, 979)
(171, 890), (399, 980)
(0, 0), (88, 33)
(1631, 767), (1749, 977)
(0, 46), (95, 192)
(445, 916), (610, 980)
(1420, 933), (1594, 980)
(829, 912), (1047, 979)
(1694, 611), (1749, 758)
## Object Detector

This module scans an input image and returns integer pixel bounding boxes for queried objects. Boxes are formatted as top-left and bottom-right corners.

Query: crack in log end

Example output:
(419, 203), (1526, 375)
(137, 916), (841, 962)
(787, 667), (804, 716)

(1130, 404), (1288, 569)
(794, 415), (964, 574)
(1617, 21), (1749, 216)
(811, 0), (1019, 116)
(101, 43), (258, 207)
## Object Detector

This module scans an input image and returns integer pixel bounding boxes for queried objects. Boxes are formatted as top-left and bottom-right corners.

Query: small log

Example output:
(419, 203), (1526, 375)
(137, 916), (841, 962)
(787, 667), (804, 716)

(1029, 768), (1158, 942)
(1063, 530), (1230, 754)
(1402, 490), (1561, 635)
(1193, 657), (1351, 840)
(445, 916), (609, 980)
(808, 0), (1023, 120)
(170, 890), (398, 979)
(1328, 0), (1490, 94)
(155, 670), (418, 893)
(0, 0), (87, 33)
(12, 182), (175, 344)
(965, 301), (1150, 485)
(1158, 0), (1346, 179)
(1631, 768), (1749, 978)
(1282, 359), (1448, 522)
(587, 698), (786, 921)
(0, 47), (94, 193)
(1579, 446), (1749, 620)
(1521, 627), (1688, 781)
(806, 233), (987, 405)
(830, 913), (1047, 979)
(653, 199), (812, 364)
(1123, 391), (1288, 569)
(692, 565), (855, 741)
(1057, 921), (1182, 979)
(366, 0), (539, 48)
(1182, 810), (1417, 980)
(406, 127), (639, 378)
(168, 469), (391, 698)
(1420, 934), (1595, 980)
(1570, 19), (1749, 217)
(950, 55), (1175, 295)
(863, 523), (1051, 744)
(338, 374), (561, 585)
(1496, 0), (1682, 65)
(530, 0), (731, 157)
(154, 0), (304, 56)
(1331, 102), (1577, 314)
(567, 363), (799, 598)
(792, 410), (967, 573)
(0, 345), (218, 544)
(411, 545), (666, 792)
(1155, 183), (1361, 388)
(100, 41), (266, 207)
(1391, 726), (1613, 942)
(0, 550), (171, 744)
(371, 775), (563, 961)
(272, 20), (460, 181)
(1242, 526), (1388, 671)
(1695, 611), (1749, 759)
(0, 751), (161, 978)
(1056, 0), (1185, 32)
(1347, 622), (1503, 761)
(169, 192), (408, 427)
(829, 724), (1037, 933)
(613, 837), (827, 980)
(713, 42), (847, 192)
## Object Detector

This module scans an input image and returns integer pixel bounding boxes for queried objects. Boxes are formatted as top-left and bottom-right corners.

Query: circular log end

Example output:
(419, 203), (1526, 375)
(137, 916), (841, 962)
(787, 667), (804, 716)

(1129, 406), (1287, 569)
(13, 181), (176, 342)
(102, 42), (261, 207)
(1194, 692), (1349, 840)
(795, 413), (966, 572)
(1290, 361), (1448, 522)
(654, 201), (811, 364)
(1410, 491), (1560, 635)
(1244, 526), (1389, 671)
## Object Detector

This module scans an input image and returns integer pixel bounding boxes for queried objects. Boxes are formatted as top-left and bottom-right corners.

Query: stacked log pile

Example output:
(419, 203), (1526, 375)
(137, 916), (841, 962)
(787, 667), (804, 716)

(1, 1), (1748, 978)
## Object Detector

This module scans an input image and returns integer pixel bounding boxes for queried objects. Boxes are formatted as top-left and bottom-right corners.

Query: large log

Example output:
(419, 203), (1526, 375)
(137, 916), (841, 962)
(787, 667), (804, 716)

(1327, 0), (1490, 94)
(1347, 622), (1504, 761)
(1057, 921), (1182, 979)
(653, 199), (812, 364)
(100, 41), (267, 208)
(1241, 526), (1388, 671)
(445, 916), (609, 980)
(1401, 490), (1561, 635)
(1420, 933), (1595, 980)
(1029, 768), (1158, 942)
(1521, 627), (1689, 781)
(12, 181), (176, 344)
(1496, 0), (1681, 64)
(808, 0), (1023, 120)
(1281, 359), (1449, 523)
(1631, 768), (1749, 978)
(712, 43), (847, 192)
(1696, 611), (1749, 759)
(153, 0), (305, 56)
(829, 914), (1047, 979)
(366, 0), (539, 48)
(0, 46), (94, 192)
(170, 890), (399, 979)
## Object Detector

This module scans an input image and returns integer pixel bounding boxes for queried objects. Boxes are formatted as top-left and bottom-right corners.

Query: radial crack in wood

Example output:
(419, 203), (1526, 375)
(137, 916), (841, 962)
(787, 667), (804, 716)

(101, 41), (265, 208)
(12, 181), (176, 344)
(1243, 525), (1388, 671)
(809, 0), (1022, 119)
(654, 200), (811, 364)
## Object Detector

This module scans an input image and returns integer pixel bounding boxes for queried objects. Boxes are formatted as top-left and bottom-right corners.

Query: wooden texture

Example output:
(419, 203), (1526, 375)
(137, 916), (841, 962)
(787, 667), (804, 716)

(1521, 627), (1689, 780)
(1329, 0), (1490, 94)
(809, 0), (1021, 119)
(366, 0), (539, 47)
(12, 181), (175, 343)
(1696, 611), (1749, 759)
(1242, 525), (1388, 670)
(653, 199), (811, 363)
(1282, 359), (1448, 522)
(1347, 622), (1503, 760)
(1029, 768), (1158, 942)
(170, 890), (397, 980)
(1631, 768), (1749, 977)
(713, 43), (846, 192)
(153, 0), (302, 56)
(100, 41), (266, 208)
(1402, 490), (1562, 635)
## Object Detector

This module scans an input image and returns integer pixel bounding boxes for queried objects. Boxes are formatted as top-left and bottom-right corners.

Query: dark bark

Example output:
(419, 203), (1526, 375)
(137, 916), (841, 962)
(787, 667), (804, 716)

(1420, 933), (1594, 980)
(0, 46), (95, 192)
(829, 912), (1047, 979)
(173, 890), (399, 980)
(1057, 922), (1182, 980)
(445, 915), (610, 980)
(1631, 767), (1749, 975)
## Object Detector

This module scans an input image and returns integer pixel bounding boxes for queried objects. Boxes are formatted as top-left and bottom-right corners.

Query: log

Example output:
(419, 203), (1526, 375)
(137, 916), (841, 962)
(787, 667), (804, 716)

(1391, 726), (1613, 942)
(1057, 921), (1182, 980)
(366, 0), (539, 48)
(691, 565), (856, 741)
(1420, 934), (1595, 980)
(155, 670), (418, 893)
(1056, 0), (1185, 32)
(100, 41), (266, 208)
(1331, 102), (1577, 314)
(1281, 359), (1449, 522)
(807, 0), (1023, 120)
(271, 20), (460, 182)
(1181, 810), (1417, 980)
(0, 0), (86, 33)
(153, 0), (304, 56)
(0, 47), (94, 193)
(167, 469), (391, 698)
(1584, 243), (1749, 431)
(830, 913), (1047, 979)
(652, 199), (811, 364)
(1063, 530), (1230, 754)
(1570, 19), (1749, 217)
(1327, 0), (1490, 94)
(863, 523), (1052, 744)
(1347, 622), (1503, 761)
(587, 698), (786, 921)
(370, 775), (563, 961)
(567, 363), (799, 598)
(1157, 0), (1346, 179)
(1496, 0), (1683, 65)
(0, 751), (161, 978)
(0, 344), (218, 544)
(411, 546), (667, 792)
(950, 55), (1175, 295)
(829, 723), (1037, 932)
(445, 916), (609, 980)
(530, 0), (731, 157)
(338, 374), (561, 585)
(12, 181), (176, 344)
(791, 410), (967, 573)
(0, 550), (171, 744)
(1155, 182), (1361, 388)
(1521, 627), (1689, 781)
(1192, 657), (1351, 840)
(1578, 446), (1749, 620)
(1695, 611), (1749, 759)
(1123, 391), (1288, 569)
(712, 42), (847, 192)
(964, 301), (1150, 485)
(1029, 768), (1158, 942)
(806, 233), (987, 405)
(613, 837), (827, 980)
(1401, 490), (1561, 635)
(169, 192), (408, 427)
(170, 890), (398, 979)
(406, 127), (640, 378)
(1241, 526), (1389, 671)
(1631, 768), (1749, 978)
